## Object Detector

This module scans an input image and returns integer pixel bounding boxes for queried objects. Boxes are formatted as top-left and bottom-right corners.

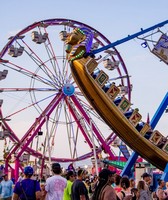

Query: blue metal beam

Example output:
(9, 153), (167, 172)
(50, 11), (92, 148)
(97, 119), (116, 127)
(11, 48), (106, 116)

(150, 92), (168, 128)
(161, 163), (168, 181)
(92, 20), (168, 55)
(121, 92), (168, 177)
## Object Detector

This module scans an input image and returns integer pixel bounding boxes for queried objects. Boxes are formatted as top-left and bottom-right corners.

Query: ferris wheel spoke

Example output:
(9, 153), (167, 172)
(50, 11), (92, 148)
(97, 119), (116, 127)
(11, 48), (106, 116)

(72, 128), (79, 160)
(74, 91), (84, 96)
(63, 104), (72, 147)
(63, 102), (77, 159)
(20, 25), (69, 86)
(10, 94), (64, 159)
(3, 92), (58, 120)
(60, 28), (74, 83)
(67, 97), (101, 148)
(49, 103), (63, 147)
(42, 26), (67, 84)
(0, 88), (57, 92)
(75, 95), (105, 122)
(19, 39), (59, 84)
(1, 61), (59, 89)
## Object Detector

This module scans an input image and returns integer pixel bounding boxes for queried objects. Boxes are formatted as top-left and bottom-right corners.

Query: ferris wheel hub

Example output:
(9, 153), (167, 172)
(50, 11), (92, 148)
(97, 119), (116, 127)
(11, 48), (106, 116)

(62, 84), (75, 96)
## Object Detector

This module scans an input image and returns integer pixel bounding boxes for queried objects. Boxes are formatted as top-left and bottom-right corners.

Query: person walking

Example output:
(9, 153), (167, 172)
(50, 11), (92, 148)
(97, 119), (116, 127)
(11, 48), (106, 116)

(137, 180), (148, 200)
(71, 169), (89, 200)
(0, 174), (13, 200)
(12, 166), (41, 200)
(91, 168), (117, 200)
(141, 172), (152, 199)
(45, 163), (67, 200)
(63, 170), (75, 200)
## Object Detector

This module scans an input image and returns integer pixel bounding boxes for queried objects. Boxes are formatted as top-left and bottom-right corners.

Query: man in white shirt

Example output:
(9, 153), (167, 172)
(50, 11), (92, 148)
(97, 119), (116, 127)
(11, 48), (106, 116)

(45, 163), (67, 200)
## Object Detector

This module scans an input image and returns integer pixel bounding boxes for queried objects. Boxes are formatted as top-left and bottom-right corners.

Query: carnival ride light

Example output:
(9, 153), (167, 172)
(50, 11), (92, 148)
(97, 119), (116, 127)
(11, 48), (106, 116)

(141, 41), (148, 48)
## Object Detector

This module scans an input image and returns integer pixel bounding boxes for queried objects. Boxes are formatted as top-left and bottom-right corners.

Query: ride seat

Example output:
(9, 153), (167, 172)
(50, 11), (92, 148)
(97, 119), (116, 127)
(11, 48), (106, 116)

(129, 109), (142, 126)
(106, 83), (120, 100)
(124, 109), (134, 119)
(113, 96), (122, 106)
(117, 97), (131, 113)
(149, 130), (162, 145)
(95, 70), (109, 87)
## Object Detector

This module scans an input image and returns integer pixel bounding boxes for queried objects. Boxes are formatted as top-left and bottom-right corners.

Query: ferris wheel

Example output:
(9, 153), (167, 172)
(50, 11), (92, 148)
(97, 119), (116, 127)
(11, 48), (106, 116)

(0, 18), (132, 176)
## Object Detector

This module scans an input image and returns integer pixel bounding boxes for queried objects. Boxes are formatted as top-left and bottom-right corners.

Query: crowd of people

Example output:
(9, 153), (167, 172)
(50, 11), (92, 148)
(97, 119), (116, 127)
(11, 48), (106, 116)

(0, 163), (168, 200)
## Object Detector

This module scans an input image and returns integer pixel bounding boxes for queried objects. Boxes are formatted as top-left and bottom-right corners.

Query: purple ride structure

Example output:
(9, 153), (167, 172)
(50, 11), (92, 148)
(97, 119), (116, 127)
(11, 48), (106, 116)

(0, 19), (131, 180)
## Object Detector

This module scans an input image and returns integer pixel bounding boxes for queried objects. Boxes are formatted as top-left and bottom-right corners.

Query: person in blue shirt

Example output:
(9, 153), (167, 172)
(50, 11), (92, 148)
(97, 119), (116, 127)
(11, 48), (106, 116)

(12, 166), (41, 200)
(0, 174), (13, 200)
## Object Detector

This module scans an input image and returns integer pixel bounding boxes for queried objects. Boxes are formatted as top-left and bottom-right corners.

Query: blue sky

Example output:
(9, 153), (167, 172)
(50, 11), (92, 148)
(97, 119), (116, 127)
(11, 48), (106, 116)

(1, 1), (168, 164)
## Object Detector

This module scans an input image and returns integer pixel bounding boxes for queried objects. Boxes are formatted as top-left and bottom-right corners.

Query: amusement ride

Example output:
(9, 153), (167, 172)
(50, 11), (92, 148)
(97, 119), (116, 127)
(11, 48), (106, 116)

(0, 18), (168, 180)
